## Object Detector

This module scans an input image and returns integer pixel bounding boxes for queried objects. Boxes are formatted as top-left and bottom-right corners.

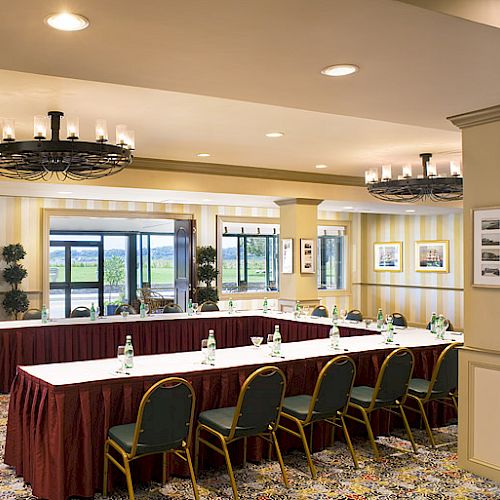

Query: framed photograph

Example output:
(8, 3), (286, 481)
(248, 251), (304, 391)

(373, 242), (403, 272)
(300, 239), (315, 274)
(282, 238), (293, 274)
(473, 207), (500, 287)
(415, 240), (449, 273)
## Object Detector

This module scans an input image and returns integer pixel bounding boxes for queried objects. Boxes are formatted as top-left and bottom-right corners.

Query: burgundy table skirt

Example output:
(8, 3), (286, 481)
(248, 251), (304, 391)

(0, 315), (367, 393)
(4, 343), (452, 500)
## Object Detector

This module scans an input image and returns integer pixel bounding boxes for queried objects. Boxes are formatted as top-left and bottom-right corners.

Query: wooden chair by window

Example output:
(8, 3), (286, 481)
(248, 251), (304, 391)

(70, 306), (91, 318)
(404, 342), (462, 447)
(199, 301), (219, 312)
(137, 286), (172, 314)
(163, 304), (184, 314)
(23, 308), (42, 320)
(345, 347), (418, 457)
(391, 312), (408, 328)
(195, 366), (288, 499)
(279, 355), (358, 478)
(103, 377), (199, 500)
(115, 304), (137, 315)
(346, 309), (363, 322)
(311, 305), (329, 318)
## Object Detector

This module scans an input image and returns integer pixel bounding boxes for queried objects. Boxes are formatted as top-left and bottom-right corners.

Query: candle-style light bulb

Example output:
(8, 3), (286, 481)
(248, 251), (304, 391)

(2, 119), (15, 141)
(381, 164), (392, 181)
(450, 160), (461, 177)
(66, 116), (79, 139)
(95, 119), (108, 142)
(402, 164), (412, 178)
(427, 161), (437, 177)
(34, 115), (48, 139)
(116, 124), (128, 146)
(126, 130), (135, 150)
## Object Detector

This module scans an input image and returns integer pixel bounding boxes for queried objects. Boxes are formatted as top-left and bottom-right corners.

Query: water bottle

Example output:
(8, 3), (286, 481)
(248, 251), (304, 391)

(124, 335), (134, 369)
(90, 302), (96, 321)
(187, 298), (194, 317)
(332, 305), (339, 321)
(41, 304), (48, 324)
(329, 321), (340, 349)
(294, 301), (301, 318)
(140, 301), (146, 318)
(376, 308), (384, 332)
(263, 296), (268, 314)
(272, 325), (282, 356)
(228, 297), (234, 314)
(207, 330), (216, 365)
(386, 316), (394, 343)
(430, 312), (437, 334)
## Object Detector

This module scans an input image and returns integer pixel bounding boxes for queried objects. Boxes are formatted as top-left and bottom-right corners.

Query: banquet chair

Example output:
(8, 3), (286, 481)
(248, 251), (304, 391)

(163, 303), (184, 314)
(404, 342), (462, 447)
(103, 377), (199, 500)
(115, 304), (137, 315)
(311, 305), (329, 318)
(22, 308), (41, 320)
(199, 301), (219, 312)
(70, 306), (91, 318)
(278, 355), (358, 478)
(391, 312), (408, 328)
(427, 319), (455, 332)
(195, 366), (288, 499)
(346, 309), (363, 321)
(345, 347), (417, 457)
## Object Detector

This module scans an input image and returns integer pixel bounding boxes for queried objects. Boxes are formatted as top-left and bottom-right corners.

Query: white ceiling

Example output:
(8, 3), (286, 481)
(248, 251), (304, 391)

(0, 0), (496, 208)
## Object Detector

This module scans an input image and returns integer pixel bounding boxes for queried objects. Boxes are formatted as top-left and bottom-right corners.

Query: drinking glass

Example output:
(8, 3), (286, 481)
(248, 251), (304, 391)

(267, 334), (274, 353)
(117, 345), (125, 373)
(121, 311), (129, 319)
(193, 303), (199, 314)
(340, 309), (347, 322)
(250, 336), (263, 348)
(201, 339), (208, 364)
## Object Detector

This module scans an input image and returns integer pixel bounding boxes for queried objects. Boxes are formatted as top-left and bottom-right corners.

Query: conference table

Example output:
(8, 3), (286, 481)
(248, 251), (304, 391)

(4, 316), (463, 500)
(0, 310), (372, 393)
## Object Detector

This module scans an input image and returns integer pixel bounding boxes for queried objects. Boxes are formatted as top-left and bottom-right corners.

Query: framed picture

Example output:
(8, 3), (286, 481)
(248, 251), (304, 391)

(373, 242), (403, 272)
(300, 239), (315, 274)
(415, 240), (449, 273)
(282, 238), (293, 274)
(473, 207), (500, 287)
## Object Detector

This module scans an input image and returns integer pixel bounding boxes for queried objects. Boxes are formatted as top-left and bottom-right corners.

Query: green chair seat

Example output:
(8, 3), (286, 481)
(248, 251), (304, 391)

(198, 406), (237, 437)
(350, 386), (375, 407)
(282, 395), (313, 421)
(109, 423), (183, 455)
(408, 378), (430, 397)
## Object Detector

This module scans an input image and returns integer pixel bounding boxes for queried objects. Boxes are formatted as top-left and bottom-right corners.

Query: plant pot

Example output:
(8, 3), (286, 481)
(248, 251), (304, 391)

(106, 304), (118, 316)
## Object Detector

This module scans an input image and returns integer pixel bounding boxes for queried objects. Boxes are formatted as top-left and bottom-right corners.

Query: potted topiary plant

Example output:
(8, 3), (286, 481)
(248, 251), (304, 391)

(195, 246), (219, 304)
(104, 255), (126, 315)
(2, 243), (29, 319)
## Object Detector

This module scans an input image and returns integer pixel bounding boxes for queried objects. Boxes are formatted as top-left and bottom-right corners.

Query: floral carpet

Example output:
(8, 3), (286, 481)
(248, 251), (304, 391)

(1, 394), (499, 499)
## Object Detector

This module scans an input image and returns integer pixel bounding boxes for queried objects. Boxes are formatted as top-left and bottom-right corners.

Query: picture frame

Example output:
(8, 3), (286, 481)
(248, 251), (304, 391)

(300, 238), (315, 274)
(373, 242), (403, 272)
(415, 240), (449, 273)
(281, 238), (293, 274)
(473, 207), (500, 287)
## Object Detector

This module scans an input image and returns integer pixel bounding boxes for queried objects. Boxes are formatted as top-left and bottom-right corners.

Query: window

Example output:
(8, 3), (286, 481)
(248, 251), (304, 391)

(220, 222), (279, 293)
(318, 225), (346, 290)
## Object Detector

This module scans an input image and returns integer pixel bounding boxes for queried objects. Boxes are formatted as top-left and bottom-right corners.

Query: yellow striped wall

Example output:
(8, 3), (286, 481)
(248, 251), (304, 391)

(360, 212), (463, 329)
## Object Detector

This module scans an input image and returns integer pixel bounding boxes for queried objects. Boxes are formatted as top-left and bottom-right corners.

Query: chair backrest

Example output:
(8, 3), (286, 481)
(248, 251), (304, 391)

(370, 347), (414, 409)
(308, 355), (356, 422)
(23, 308), (42, 320)
(130, 377), (195, 457)
(229, 366), (286, 439)
(346, 309), (363, 321)
(426, 318), (455, 332)
(115, 304), (137, 315)
(163, 303), (183, 314)
(311, 305), (329, 318)
(200, 301), (219, 312)
(427, 343), (462, 398)
(391, 312), (407, 328)
(70, 306), (91, 318)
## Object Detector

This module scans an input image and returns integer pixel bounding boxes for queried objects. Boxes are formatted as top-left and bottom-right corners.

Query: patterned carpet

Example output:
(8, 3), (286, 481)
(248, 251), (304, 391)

(1, 394), (499, 499)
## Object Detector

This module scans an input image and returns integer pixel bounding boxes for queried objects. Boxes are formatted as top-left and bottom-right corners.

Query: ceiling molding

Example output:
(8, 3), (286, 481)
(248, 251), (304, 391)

(131, 157), (365, 187)
(448, 104), (500, 129)
(274, 198), (323, 206)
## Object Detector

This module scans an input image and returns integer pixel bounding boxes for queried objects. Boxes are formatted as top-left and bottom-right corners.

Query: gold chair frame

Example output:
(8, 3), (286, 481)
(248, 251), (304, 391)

(278, 355), (358, 479)
(103, 377), (199, 500)
(194, 366), (289, 499)
(404, 342), (462, 448)
(345, 347), (418, 458)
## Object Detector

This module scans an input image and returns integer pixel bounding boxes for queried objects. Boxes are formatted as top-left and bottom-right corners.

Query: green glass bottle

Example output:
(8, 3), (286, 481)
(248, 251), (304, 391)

(263, 296), (268, 313)
(272, 325), (282, 356)
(376, 308), (384, 332)
(386, 316), (394, 343)
(124, 335), (134, 369)
(90, 302), (96, 321)
(332, 305), (339, 321)
(41, 304), (48, 324)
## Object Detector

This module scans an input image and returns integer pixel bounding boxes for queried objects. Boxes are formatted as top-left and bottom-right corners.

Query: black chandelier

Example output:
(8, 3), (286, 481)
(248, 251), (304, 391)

(365, 153), (463, 203)
(0, 111), (134, 181)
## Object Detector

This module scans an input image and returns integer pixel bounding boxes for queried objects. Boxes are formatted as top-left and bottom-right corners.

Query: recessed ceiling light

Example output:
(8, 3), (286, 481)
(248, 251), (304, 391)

(58, 191), (73, 194)
(46, 13), (90, 31)
(321, 64), (359, 77)
(265, 132), (284, 138)
(315, 164), (328, 169)
(202, 198), (212, 202)
(405, 209), (416, 213)
(343, 206), (354, 210)
(196, 153), (211, 157)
